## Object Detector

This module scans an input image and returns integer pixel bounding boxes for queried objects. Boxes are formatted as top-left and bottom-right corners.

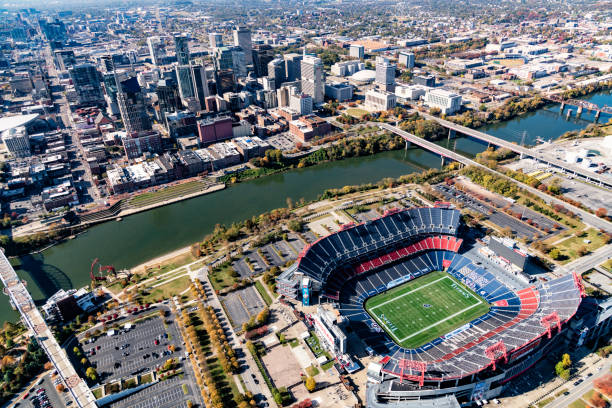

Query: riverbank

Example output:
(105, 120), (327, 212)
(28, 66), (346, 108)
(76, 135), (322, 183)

(4, 182), (226, 254)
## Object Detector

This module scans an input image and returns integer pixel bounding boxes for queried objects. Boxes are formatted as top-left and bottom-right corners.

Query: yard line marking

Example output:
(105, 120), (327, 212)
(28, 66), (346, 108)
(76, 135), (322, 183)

(398, 299), (483, 342)
(369, 276), (448, 311)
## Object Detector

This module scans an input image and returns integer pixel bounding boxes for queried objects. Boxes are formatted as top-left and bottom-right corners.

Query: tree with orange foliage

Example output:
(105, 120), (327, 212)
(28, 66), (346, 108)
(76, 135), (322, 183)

(590, 392), (607, 408)
(594, 374), (612, 398)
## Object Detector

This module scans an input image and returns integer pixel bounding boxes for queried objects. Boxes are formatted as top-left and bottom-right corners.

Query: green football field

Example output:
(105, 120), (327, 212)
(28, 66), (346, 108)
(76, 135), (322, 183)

(365, 270), (490, 349)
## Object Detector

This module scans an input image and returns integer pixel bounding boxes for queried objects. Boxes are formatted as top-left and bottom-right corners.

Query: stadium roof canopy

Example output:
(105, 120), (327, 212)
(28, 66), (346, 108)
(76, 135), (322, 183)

(0, 113), (40, 133)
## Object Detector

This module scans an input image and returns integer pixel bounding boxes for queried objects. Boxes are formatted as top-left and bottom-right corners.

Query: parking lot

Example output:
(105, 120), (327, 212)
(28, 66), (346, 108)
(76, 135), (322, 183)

(434, 183), (551, 239)
(232, 233), (306, 278)
(79, 309), (201, 408)
(16, 374), (66, 408)
(222, 286), (266, 330)
(267, 133), (297, 152)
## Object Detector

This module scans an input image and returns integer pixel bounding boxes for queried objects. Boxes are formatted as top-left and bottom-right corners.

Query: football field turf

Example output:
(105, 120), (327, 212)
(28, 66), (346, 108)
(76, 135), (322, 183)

(365, 270), (490, 349)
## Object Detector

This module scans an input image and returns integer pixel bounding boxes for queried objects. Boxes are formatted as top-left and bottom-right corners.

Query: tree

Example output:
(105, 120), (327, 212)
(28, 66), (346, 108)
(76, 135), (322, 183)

(590, 392), (607, 408)
(549, 248), (561, 260)
(596, 208), (608, 218)
(305, 376), (316, 392)
(56, 383), (65, 392)
(85, 367), (98, 381)
(561, 353), (571, 369)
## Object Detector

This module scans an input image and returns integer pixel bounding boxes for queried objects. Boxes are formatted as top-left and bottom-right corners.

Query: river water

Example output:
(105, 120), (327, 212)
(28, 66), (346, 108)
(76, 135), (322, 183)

(2, 90), (611, 322)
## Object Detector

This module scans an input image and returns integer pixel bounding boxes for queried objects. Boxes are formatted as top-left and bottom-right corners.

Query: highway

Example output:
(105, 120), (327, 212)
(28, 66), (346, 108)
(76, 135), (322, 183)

(378, 123), (612, 233)
(418, 112), (612, 190)
(0, 250), (98, 408)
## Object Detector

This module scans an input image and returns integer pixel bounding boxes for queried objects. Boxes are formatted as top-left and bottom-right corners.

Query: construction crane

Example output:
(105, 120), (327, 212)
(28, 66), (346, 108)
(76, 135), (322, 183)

(90, 258), (117, 281)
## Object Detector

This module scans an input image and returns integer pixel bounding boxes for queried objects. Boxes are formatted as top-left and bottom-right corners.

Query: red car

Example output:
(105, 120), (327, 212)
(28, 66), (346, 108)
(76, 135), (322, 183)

(22, 393), (29, 400)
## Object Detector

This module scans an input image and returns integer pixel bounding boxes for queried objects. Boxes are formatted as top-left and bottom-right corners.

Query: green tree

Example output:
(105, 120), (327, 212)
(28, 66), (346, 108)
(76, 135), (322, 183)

(85, 367), (98, 381)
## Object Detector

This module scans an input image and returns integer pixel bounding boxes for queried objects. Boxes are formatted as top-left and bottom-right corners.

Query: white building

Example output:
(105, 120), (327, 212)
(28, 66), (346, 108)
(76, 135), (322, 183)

(375, 56), (395, 91)
(398, 52), (415, 68)
(289, 93), (313, 116)
(147, 36), (165, 66)
(349, 44), (364, 59)
(395, 84), (430, 101)
(208, 32), (223, 49)
(424, 89), (462, 115)
(301, 55), (324, 105)
(2, 125), (30, 158)
(365, 89), (396, 111)
(331, 60), (365, 77)
(233, 26), (253, 65)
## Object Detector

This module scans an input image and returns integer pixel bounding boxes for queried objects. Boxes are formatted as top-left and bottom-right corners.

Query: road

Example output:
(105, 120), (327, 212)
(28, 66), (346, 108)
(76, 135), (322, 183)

(544, 359), (612, 408)
(378, 123), (612, 234)
(556, 244), (612, 275)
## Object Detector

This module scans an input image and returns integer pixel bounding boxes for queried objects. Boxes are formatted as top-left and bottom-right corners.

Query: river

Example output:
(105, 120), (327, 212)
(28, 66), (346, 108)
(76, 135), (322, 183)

(2, 90), (611, 323)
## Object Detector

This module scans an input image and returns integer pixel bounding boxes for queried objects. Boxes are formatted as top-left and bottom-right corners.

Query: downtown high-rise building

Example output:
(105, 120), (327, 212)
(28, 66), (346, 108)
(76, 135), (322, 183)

(268, 58), (285, 90)
(301, 55), (324, 105)
(233, 26), (252, 65)
(375, 56), (396, 92)
(176, 64), (195, 101)
(252, 44), (275, 77)
(69, 63), (104, 105)
(117, 76), (152, 134)
(284, 53), (302, 82)
(174, 34), (190, 65)
(156, 78), (181, 121)
(191, 64), (210, 110)
(147, 36), (166, 66)
(208, 32), (223, 49)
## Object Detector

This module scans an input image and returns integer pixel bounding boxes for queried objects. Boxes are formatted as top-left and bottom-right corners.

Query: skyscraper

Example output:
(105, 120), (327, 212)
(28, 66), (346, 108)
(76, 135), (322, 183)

(284, 53), (302, 82)
(156, 79), (181, 122)
(208, 32), (223, 49)
(117, 76), (152, 134)
(147, 36), (166, 66)
(301, 55), (324, 105)
(233, 26), (253, 65)
(176, 65), (195, 101)
(69, 63), (104, 105)
(268, 58), (285, 90)
(174, 35), (190, 66)
(190, 64), (210, 110)
(375, 56), (396, 92)
(252, 44), (275, 77)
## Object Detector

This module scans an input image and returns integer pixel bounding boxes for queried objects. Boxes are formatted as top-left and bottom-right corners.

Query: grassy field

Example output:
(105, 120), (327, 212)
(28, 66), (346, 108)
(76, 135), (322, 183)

(255, 280), (273, 305)
(138, 275), (192, 303)
(345, 108), (369, 118)
(128, 180), (211, 208)
(557, 228), (608, 263)
(491, 58), (525, 68)
(601, 259), (612, 272)
(365, 271), (490, 349)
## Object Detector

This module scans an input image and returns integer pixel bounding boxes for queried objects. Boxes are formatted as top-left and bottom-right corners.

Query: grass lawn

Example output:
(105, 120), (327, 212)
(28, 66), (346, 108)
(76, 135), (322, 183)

(209, 264), (240, 291)
(140, 373), (153, 384)
(255, 280), (273, 305)
(557, 228), (608, 263)
(601, 259), (612, 272)
(306, 365), (320, 377)
(491, 59), (525, 68)
(568, 399), (587, 408)
(138, 275), (192, 304)
(128, 181), (209, 208)
(345, 108), (369, 118)
(582, 390), (594, 400)
(365, 271), (490, 349)
(91, 388), (103, 399)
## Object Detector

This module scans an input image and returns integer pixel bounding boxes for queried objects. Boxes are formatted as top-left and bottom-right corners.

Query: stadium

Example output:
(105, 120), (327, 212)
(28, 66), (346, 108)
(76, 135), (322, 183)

(277, 206), (585, 407)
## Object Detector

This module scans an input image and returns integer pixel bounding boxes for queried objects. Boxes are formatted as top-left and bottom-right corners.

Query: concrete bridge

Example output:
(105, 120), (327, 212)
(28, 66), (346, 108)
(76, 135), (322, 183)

(378, 122), (612, 233)
(0, 251), (98, 408)
(416, 112), (612, 191)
